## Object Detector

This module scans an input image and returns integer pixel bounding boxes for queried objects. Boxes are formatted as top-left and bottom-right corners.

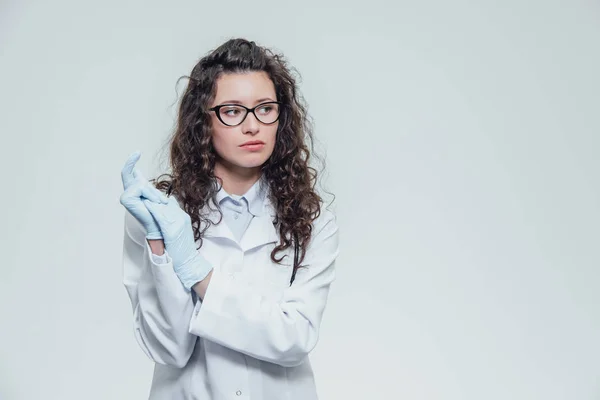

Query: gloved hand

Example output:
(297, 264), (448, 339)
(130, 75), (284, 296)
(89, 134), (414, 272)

(120, 151), (169, 240)
(143, 196), (213, 291)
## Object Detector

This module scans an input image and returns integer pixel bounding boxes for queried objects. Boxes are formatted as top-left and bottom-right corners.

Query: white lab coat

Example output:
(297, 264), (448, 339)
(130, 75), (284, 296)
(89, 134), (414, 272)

(122, 192), (339, 400)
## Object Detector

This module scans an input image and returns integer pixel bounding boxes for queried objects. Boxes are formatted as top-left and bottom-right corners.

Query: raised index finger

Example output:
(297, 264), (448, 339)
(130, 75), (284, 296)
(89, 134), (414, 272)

(121, 151), (141, 190)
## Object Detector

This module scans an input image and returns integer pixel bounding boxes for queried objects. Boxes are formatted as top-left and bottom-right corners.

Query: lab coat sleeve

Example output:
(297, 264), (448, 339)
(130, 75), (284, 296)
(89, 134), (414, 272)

(150, 252), (169, 264)
(122, 211), (197, 368)
(188, 209), (339, 367)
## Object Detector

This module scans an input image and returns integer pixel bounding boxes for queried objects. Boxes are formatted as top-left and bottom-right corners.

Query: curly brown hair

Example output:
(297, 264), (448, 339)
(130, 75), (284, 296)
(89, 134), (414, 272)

(151, 38), (329, 285)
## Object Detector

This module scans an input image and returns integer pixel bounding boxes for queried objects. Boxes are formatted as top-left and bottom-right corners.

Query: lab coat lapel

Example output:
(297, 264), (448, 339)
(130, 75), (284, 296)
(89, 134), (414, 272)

(240, 197), (279, 252)
(202, 203), (237, 244)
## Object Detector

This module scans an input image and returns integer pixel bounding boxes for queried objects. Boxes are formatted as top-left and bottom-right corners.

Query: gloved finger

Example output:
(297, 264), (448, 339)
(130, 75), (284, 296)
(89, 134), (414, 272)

(120, 180), (145, 206)
(165, 195), (183, 210)
(132, 166), (144, 181)
(120, 179), (162, 205)
(120, 184), (143, 208)
(143, 199), (170, 224)
(134, 180), (169, 204)
(134, 167), (169, 204)
(121, 151), (141, 190)
(146, 198), (181, 223)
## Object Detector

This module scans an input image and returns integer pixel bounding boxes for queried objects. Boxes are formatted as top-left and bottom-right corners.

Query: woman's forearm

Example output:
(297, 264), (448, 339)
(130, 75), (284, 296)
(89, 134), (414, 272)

(192, 270), (213, 300)
(147, 239), (165, 256)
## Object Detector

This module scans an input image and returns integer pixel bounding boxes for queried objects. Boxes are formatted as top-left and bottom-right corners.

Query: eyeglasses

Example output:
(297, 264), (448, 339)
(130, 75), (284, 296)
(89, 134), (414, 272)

(208, 101), (282, 127)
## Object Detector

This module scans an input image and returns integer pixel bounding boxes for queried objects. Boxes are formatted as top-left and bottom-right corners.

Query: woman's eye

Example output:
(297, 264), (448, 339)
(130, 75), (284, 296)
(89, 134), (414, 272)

(258, 106), (272, 114)
(223, 108), (241, 116)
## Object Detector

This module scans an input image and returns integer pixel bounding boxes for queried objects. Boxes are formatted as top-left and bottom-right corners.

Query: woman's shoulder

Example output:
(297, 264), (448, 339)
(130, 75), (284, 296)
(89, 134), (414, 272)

(317, 204), (336, 222)
(312, 203), (338, 235)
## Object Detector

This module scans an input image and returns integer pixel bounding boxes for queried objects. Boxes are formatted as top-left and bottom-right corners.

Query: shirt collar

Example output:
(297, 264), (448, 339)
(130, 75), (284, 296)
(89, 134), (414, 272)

(215, 175), (267, 217)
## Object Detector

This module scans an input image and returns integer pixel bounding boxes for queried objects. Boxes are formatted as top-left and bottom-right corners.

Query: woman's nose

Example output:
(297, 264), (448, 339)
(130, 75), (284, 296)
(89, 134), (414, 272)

(241, 112), (260, 134)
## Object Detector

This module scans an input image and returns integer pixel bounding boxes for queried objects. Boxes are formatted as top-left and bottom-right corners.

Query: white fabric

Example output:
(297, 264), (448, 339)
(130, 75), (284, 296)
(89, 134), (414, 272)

(122, 183), (339, 400)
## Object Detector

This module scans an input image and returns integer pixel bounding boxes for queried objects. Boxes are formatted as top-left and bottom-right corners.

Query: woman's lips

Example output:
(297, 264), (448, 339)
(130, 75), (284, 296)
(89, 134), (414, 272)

(240, 143), (265, 151)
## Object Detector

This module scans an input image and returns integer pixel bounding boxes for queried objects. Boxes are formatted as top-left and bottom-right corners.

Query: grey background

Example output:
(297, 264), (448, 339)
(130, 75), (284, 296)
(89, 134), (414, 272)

(1, 0), (599, 399)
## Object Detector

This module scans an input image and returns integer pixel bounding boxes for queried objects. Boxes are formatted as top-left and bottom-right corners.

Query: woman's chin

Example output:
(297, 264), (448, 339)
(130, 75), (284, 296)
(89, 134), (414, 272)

(216, 152), (272, 173)
(237, 155), (271, 169)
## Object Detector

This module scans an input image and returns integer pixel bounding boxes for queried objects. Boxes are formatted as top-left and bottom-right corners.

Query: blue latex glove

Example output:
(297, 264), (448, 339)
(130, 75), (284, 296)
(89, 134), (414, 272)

(120, 151), (169, 240)
(143, 196), (213, 290)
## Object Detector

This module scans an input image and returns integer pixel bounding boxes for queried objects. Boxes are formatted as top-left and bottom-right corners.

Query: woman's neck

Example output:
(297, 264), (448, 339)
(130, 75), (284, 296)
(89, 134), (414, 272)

(214, 161), (262, 196)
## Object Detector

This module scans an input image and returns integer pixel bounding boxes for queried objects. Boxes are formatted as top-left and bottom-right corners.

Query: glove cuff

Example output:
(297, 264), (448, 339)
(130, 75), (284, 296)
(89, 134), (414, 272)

(175, 253), (213, 291)
(145, 231), (163, 240)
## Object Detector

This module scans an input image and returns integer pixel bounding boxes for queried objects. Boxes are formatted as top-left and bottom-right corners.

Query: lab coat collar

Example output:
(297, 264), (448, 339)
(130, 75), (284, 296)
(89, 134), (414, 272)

(214, 175), (267, 217)
(203, 180), (279, 251)
(240, 194), (279, 251)
(245, 176), (267, 217)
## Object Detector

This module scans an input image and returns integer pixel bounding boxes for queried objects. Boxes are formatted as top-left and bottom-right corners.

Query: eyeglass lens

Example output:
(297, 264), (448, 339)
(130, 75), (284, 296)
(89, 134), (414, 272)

(218, 103), (280, 126)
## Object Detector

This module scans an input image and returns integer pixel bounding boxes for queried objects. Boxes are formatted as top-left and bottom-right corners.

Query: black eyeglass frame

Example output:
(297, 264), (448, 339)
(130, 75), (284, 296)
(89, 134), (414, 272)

(208, 101), (283, 127)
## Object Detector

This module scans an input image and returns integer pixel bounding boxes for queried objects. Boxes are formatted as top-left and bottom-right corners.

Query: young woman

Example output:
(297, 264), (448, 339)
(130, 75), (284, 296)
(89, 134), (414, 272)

(119, 38), (340, 399)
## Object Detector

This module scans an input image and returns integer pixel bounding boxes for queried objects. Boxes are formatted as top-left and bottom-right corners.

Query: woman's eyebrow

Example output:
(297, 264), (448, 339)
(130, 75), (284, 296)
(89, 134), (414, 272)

(219, 97), (275, 105)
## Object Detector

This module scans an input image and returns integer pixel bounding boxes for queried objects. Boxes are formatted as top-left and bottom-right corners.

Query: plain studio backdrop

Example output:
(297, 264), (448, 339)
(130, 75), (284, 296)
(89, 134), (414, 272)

(1, 0), (599, 399)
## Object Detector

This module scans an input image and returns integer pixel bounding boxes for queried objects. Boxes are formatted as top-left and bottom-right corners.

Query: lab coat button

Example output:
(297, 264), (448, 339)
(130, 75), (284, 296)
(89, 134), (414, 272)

(233, 213), (239, 220)
(236, 390), (242, 396)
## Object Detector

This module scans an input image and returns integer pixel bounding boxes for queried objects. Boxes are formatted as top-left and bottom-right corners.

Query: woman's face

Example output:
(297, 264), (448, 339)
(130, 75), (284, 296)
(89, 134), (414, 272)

(209, 71), (279, 177)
